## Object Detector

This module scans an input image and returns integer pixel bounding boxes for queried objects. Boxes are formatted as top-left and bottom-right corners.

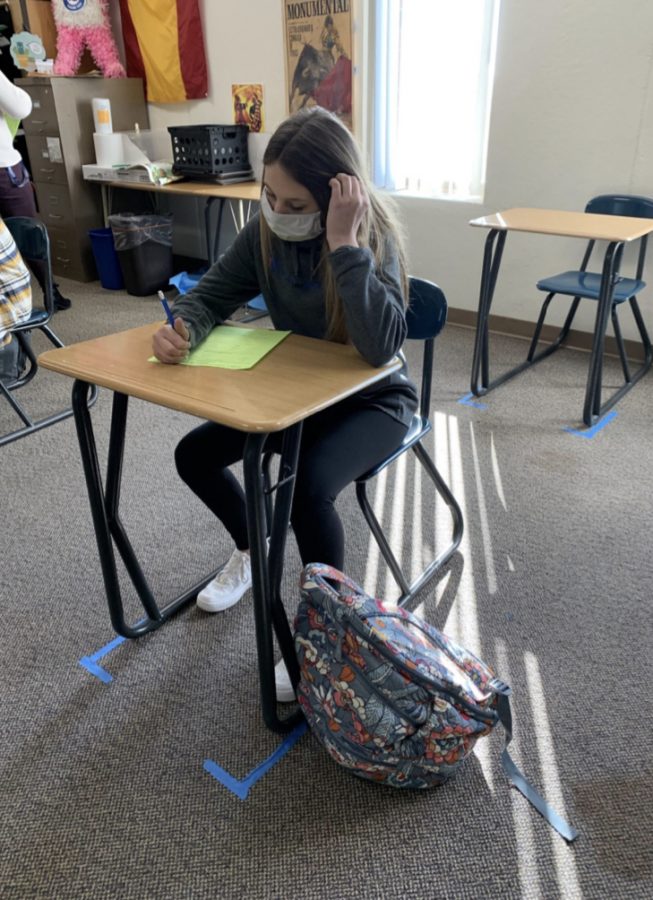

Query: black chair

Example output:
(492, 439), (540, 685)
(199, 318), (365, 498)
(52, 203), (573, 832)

(354, 277), (463, 607)
(520, 194), (653, 415)
(0, 217), (95, 447)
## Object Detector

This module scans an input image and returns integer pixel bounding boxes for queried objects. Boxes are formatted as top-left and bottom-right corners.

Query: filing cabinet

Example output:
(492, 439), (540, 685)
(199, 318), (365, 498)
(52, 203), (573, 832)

(17, 76), (148, 282)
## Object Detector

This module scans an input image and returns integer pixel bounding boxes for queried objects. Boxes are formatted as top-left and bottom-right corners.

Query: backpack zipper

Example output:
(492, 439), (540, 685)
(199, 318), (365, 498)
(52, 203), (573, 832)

(339, 650), (427, 730)
(320, 599), (425, 727)
(340, 608), (499, 726)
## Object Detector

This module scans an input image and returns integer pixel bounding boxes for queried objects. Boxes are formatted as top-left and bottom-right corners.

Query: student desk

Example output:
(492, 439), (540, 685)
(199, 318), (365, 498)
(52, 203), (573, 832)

(39, 323), (400, 733)
(469, 207), (653, 426)
(96, 179), (261, 265)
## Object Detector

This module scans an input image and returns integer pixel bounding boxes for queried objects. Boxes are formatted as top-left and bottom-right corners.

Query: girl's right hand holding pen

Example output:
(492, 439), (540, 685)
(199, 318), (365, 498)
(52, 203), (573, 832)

(152, 316), (191, 364)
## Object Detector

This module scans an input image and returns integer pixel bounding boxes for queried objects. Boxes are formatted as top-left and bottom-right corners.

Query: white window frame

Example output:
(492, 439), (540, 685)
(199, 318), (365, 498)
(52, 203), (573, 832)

(373, 0), (501, 203)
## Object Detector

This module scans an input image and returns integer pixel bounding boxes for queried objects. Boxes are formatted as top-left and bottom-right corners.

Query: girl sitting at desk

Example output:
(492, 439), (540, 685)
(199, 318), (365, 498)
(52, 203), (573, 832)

(152, 106), (417, 701)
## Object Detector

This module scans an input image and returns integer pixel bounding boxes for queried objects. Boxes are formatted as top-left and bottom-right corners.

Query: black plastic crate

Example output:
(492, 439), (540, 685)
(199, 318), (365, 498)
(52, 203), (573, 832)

(168, 124), (250, 177)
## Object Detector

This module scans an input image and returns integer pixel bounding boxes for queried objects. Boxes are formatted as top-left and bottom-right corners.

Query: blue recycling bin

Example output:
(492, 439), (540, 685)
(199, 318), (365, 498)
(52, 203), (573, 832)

(89, 227), (124, 290)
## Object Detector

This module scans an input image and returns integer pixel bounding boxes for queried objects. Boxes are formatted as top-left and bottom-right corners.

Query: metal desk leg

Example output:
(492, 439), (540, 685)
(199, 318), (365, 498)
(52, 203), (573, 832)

(236, 199), (246, 231)
(267, 427), (303, 691)
(471, 227), (597, 404)
(72, 381), (221, 638)
(582, 240), (653, 426)
(204, 197), (225, 265)
(101, 184), (110, 227)
(243, 426), (304, 734)
(582, 241), (623, 426)
(471, 229), (507, 394)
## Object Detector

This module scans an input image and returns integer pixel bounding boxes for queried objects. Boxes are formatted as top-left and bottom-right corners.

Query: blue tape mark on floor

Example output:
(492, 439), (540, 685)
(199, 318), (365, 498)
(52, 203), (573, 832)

(458, 392), (488, 410)
(79, 634), (127, 683)
(204, 719), (309, 799)
(563, 410), (617, 439)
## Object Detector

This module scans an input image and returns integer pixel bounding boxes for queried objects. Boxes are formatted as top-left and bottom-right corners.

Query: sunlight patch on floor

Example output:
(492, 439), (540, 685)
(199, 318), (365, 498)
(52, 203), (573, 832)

(410, 458), (423, 584)
(469, 420), (498, 595)
(362, 468), (388, 597)
(435, 413), (496, 788)
(433, 414), (480, 651)
(490, 431), (508, 511)
(432, 411), (455, 571)
(495, 639), (539, 893)
(525, 651), (581, 895)
(384, 451), (408, 598)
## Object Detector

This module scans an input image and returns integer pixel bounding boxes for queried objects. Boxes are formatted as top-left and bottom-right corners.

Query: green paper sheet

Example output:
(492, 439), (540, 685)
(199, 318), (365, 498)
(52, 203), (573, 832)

(5, 115), (20, 140)
(150, 325), (290, 370)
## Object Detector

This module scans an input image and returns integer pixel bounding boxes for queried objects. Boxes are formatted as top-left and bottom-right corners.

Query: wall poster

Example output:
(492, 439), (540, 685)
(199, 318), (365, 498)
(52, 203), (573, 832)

(232, 83), (265, 132)
(282, 1), (353, 130)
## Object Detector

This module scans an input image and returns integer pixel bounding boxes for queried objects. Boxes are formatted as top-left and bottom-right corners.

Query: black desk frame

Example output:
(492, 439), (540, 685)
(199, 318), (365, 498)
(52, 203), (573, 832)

(72, 380), (303, 734)
(205, 196), (225, 265)
(470, 228), (652, 426)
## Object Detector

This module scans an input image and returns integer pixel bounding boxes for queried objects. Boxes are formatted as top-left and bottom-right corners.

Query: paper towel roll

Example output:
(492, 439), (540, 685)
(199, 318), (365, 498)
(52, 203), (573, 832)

(93, 132), (125, 167)
(92, 98), (113, 135)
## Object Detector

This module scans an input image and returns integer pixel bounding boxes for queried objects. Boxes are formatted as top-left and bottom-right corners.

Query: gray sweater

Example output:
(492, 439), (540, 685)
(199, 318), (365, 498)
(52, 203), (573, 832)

(171, 214), (418, 427)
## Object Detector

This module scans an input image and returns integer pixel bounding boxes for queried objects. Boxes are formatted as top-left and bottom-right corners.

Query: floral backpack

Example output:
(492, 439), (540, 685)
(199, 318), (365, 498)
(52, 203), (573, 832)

(294, 563), (578, 842)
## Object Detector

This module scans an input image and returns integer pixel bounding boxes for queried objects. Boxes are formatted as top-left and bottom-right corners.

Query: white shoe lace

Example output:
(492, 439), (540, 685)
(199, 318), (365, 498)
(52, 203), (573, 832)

(215, 549), (250, 590)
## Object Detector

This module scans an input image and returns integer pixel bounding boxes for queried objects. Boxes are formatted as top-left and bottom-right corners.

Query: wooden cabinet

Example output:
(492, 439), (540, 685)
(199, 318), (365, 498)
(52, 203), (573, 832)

(17, 76), (149, 282)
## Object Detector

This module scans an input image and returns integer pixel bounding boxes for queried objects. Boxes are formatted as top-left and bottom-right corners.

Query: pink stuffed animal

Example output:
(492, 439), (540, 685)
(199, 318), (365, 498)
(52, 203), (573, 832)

(52, 0), (125, 78)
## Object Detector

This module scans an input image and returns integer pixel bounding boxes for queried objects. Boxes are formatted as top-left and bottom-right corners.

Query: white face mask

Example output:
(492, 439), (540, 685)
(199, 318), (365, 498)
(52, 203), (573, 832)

(260, 190), (323, 242)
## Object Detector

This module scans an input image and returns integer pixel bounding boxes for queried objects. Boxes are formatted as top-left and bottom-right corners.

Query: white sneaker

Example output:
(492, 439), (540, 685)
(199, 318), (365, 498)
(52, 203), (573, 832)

(275, 658), (297, 703)
(197, 547), (252, 612)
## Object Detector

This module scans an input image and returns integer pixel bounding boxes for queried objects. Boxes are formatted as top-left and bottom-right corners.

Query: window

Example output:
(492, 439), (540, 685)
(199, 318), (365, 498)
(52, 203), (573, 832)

(374, 0), (500, 202)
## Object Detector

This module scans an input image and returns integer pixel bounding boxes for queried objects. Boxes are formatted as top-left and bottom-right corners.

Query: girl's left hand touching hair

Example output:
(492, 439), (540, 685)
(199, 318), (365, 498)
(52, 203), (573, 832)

(326, 173), (369, 251)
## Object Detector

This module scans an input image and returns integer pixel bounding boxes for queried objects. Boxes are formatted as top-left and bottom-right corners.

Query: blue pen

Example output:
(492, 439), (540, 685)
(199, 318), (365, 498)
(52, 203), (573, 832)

(158, 290), (175, 328)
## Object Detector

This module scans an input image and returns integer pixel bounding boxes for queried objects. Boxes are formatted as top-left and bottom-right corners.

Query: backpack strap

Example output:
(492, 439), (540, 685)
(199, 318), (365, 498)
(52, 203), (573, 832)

(492, 684), (579, 843)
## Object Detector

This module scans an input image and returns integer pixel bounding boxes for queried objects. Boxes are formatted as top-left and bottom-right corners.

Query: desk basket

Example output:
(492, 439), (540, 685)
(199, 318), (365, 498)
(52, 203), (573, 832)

(168, 124), (250, 178)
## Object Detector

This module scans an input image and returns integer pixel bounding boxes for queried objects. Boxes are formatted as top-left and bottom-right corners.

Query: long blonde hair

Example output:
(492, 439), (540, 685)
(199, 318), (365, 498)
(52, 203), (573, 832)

(260, 107), (408, 343)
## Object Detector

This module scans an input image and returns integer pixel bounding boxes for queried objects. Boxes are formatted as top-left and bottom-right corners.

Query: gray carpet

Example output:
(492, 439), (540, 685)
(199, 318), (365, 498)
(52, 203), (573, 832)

(1, 276), (652, 899)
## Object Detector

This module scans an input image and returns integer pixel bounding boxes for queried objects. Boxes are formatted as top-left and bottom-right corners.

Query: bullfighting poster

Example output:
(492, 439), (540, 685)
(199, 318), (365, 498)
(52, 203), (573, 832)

(232, 84), (265, 132)
(283, 1), (353, 130)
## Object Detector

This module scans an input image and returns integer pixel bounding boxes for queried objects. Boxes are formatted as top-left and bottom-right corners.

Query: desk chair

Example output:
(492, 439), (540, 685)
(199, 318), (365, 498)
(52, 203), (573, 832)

(355, 277), (463, 606)
(522, 195), (653, 409)
(240, 294), (269, 323)
(170, 274), (269, 324)
(0, 217), (96, 447)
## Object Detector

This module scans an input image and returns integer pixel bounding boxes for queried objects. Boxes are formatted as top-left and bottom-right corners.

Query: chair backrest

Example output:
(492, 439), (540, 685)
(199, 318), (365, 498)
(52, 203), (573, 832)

(3, 216), (55, 316)
(406, 277), (448, 418)
(585, 194), (653, 219)
(406, 276), (448, 340)
(580, 195), (653, 279)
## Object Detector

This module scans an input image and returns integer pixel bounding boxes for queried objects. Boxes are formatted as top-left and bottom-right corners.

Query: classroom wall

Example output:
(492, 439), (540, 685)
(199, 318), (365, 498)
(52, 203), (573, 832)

(402, 0), (653, 340)
(137, 0), (653, 340)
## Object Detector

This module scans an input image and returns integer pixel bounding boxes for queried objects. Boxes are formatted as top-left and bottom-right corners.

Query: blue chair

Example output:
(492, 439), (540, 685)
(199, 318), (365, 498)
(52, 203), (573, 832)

(524, 194), (653, 411)
(0, 217), (96, 447)
(355, 277), (463, 606)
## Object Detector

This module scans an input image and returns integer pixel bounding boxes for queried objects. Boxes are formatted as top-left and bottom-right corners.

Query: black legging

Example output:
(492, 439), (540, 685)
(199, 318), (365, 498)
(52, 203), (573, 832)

(0, 162), (48, 295)
(175, 398), (408, 569)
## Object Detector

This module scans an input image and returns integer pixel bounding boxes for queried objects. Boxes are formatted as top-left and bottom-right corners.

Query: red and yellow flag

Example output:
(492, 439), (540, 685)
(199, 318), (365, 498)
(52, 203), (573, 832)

(119, 0), (208, 103)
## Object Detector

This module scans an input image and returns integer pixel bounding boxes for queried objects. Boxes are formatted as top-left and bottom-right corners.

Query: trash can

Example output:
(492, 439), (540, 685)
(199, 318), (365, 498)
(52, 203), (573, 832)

(88, 227), (124, 290)
(108, 213), (173, 296)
